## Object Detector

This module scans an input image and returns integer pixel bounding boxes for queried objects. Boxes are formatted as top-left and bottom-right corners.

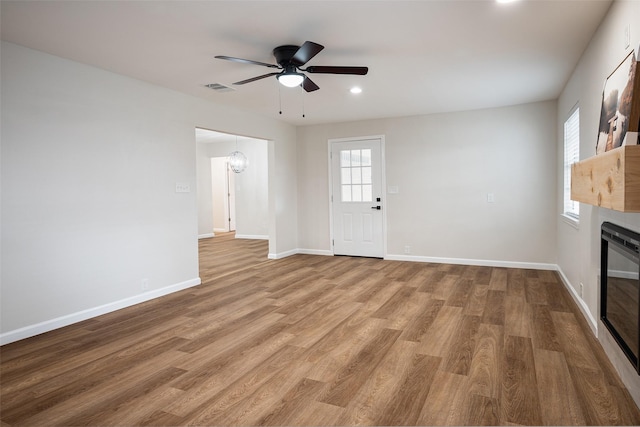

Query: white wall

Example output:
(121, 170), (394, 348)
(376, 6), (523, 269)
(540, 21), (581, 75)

(556, 0), (640, 405)
(210, 157), (229, 233)
(196, 136), (269, 239)
(297, 101), (558, 267)
(196, 144), (216, 237)
(0, 41), (297, 343)
(269, 130), (299, 258)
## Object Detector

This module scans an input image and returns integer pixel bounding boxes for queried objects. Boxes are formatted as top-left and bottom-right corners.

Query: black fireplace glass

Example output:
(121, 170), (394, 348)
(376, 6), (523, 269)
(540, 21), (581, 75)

(601, 222), (640, 374)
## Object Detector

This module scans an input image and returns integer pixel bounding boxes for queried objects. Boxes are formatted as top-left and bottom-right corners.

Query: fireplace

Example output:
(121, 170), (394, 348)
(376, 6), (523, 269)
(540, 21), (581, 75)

(601, 222), (640, 374)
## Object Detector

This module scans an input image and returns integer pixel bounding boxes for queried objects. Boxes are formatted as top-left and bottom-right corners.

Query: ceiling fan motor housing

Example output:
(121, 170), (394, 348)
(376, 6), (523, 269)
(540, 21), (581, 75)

(273, 45), (302, 67)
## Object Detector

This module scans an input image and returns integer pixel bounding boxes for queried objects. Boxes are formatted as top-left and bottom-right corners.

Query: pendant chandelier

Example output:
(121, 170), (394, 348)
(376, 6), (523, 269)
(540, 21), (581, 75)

(228, 136), (247, 173)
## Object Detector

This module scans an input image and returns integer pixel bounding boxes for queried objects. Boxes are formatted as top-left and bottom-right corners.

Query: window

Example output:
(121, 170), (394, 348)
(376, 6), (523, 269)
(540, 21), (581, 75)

(563, 107), (580, 220)
(340, 149), (373, 202)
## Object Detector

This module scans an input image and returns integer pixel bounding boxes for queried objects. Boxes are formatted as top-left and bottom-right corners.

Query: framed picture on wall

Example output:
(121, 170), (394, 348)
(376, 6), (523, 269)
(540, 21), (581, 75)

(596, 49), (640, 154)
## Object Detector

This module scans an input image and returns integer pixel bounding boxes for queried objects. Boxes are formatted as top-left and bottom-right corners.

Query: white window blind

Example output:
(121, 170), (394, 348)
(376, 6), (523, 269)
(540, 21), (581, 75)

(563, 108), (580, 219)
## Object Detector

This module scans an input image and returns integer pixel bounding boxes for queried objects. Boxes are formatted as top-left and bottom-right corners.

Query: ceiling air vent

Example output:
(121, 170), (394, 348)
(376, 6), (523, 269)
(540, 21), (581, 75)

(205, 83), (235, 93)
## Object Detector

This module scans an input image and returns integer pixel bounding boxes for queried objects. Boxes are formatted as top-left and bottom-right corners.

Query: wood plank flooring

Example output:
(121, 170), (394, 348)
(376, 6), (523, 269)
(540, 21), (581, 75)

(1, 233), (640, 426)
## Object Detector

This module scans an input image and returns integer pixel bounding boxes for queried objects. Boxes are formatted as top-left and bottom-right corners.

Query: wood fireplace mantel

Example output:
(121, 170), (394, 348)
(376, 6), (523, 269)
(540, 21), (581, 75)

(571, 145), (640, 213)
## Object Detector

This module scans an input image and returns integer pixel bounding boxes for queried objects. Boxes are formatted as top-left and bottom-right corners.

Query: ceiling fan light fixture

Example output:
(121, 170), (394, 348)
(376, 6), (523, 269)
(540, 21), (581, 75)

(277, 73), (304, 88)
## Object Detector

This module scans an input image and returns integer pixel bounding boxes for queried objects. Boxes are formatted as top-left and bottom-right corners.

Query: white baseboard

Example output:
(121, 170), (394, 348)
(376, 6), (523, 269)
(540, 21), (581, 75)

(235, 234), (269, 240)
(556, 267), (598, 335)
(198, 233), (214, 239)
(268, 248), (333, 259)
(0, 277), (201, 346)
(268, 249), (299, 259)
(268, 250), (562, 270)
(213, 228), (228, 233)
(297, 249), (334, 256)
(384, 254), (557, 271)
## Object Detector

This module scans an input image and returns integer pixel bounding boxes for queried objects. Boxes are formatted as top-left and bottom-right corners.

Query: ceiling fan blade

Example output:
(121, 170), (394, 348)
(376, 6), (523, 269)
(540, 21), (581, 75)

(291, 41), (324, 67)
(302, 76), (320, 92)
(233, 72), (281, 85)
(215, 55), (280, 69)
(305, 66), (368, 75)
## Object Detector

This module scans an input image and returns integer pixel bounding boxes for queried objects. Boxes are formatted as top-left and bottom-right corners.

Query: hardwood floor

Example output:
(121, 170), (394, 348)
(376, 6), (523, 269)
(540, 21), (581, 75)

(2, 234), (640, 426)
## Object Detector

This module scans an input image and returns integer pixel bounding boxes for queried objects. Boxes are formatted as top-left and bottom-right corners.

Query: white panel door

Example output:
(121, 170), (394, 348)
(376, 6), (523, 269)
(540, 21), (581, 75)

(331, 138), (384, 258)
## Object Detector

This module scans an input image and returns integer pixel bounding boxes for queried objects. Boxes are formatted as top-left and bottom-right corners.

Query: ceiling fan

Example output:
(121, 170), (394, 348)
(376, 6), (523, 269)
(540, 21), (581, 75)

(215, 41), (368, 92)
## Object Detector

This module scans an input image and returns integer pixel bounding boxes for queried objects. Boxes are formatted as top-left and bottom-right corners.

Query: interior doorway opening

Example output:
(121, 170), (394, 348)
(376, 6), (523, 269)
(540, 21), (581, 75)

(196, 128), (269, 240)
(195, 128), (270, 281)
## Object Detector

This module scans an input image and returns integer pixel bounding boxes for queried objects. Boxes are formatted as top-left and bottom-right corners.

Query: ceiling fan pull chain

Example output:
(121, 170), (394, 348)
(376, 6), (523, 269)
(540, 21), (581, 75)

(301, 86), (305, 118)
(278, 84), (283, 115)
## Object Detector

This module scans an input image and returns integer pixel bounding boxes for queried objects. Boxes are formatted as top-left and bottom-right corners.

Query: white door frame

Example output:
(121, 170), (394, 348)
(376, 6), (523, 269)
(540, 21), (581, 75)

(328, 135), (387, 257)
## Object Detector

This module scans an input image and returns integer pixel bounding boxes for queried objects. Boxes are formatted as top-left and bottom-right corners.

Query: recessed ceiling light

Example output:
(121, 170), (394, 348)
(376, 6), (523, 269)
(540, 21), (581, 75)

(350, 87), (362, 94)
(496, 0), (519, 3)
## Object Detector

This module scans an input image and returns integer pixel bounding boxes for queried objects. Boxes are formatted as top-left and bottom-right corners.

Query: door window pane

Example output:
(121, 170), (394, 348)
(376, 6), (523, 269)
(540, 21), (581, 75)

(341, 150), (351, 167)
(362, 167), (372, 184)
(342, 185), (352, 202)
(352, 167), (362, 184)
(363, 185), (372, 202)
(352, 150), (362, 167)
(341, 168), (351, 185)
(352, 185), (362, 202)
(339, 149), (373, 202)
(361, 149), (371, 166)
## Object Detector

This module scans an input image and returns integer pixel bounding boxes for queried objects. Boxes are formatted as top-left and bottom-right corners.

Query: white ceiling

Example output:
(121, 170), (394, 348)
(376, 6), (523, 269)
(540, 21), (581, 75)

(1, 0), (612, 126)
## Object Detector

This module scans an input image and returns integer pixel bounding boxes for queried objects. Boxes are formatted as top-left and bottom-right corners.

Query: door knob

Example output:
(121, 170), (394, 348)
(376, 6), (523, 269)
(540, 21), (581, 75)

(371, 206), (381, 210)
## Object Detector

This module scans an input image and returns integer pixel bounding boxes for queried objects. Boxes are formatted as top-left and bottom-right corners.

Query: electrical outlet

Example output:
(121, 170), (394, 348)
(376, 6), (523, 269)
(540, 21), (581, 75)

(175, 183), (191, 193)
(624, 24), (630, 49)
(404, 245), (411, 254)
(141, 278), (149, 291)
(580, 282), (584, 298)
(487, 193), (495, 203)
